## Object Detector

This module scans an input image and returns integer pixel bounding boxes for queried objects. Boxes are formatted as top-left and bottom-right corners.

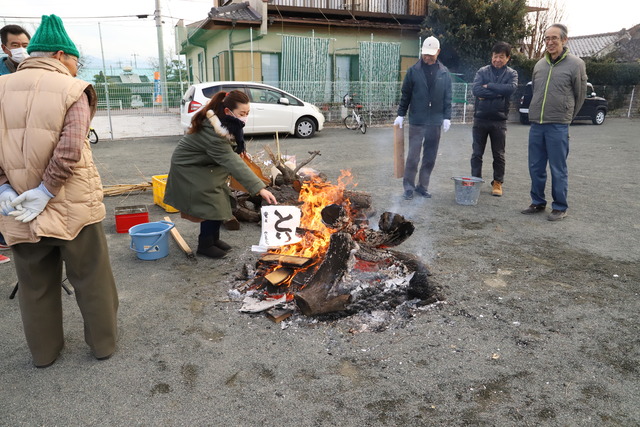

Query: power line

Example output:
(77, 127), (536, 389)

(0, 15), (151, 20)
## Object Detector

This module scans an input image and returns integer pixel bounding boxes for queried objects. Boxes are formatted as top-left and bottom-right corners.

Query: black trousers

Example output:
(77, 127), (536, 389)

(470, 118), (507, 183)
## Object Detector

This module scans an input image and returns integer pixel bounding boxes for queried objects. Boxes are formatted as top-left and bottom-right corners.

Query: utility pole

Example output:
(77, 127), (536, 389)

(131, 53), (139, 68)
(155, 0), (168, 111)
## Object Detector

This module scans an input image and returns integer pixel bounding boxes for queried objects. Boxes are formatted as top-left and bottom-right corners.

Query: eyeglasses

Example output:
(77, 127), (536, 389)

(544, 36), (561, 42)
(64, 53), (80, 65)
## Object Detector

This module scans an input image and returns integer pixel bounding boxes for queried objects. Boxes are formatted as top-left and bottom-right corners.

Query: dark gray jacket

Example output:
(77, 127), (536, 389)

(397, 60), (452, 126)
(472, 64), (518, 121)
(529, 49), (587, 124)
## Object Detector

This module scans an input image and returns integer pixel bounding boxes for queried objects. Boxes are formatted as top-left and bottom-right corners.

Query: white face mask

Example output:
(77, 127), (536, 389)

(9, 47), (29, 63)
(229, 110), (248, 124)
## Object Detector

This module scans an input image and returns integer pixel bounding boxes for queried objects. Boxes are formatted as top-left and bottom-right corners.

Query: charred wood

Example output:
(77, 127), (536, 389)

(294, 232), (355, 316)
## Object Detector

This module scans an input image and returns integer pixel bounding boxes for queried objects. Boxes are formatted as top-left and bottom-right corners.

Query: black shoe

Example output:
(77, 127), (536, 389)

(96, 353), (113, 361)
(547, 209), (567, 221)
(521, 204), (546, 214)
(415, 187), (432, 198)
(403, 190), (414, 200)
(197, 236), (227, 259)
(35, 356), (58, 369)
(214, 240), (232, 251)
(197, 244), (227, 259)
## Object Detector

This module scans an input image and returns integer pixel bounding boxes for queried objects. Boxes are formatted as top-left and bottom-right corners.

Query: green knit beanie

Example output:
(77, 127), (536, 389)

(27, 14), (80, 58)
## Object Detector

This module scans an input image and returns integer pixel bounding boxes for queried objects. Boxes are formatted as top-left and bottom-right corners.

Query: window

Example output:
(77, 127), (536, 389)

(261, 53), (279, 86)
(197, 52), (204, 82)
(213, 56), (221, 81)
(247, 86), (283, 104)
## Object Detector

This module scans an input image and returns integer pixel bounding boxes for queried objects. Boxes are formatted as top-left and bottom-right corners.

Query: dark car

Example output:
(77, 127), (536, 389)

(519, 81), (608, 125)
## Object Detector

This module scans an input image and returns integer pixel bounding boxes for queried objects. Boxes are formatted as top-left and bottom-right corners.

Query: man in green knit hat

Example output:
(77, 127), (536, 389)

(0, 14), (119, 368)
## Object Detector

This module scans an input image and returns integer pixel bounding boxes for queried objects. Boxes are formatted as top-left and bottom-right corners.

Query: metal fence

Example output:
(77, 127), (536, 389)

(92, 82), (186, 117)
(93, 81), (475, 125)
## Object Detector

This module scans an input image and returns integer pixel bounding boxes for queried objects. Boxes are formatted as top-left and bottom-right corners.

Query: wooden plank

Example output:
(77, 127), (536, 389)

(394, 124), (405, 178)
(164, 216), (196, 262)
(265, 307), (294, 323)
(265, 267), (294, 286)
(260, 254), (313, 268)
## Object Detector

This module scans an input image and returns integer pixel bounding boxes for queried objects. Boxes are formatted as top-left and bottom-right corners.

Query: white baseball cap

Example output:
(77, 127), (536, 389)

(421, 36), (440, 55)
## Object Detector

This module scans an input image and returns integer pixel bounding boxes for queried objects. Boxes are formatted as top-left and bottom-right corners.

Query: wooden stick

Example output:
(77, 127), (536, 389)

(394, 124), (405, 179)
(164, 216), (197, 262)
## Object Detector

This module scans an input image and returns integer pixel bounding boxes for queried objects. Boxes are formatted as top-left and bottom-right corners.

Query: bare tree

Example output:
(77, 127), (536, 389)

(524, 0), (565, 58)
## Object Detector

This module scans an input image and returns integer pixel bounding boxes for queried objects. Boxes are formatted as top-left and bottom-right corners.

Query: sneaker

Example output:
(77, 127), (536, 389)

(521, 204), (546, 214)
(415, 187), (432, 198)
(403, 190), (414, 200)
(0, 254), (9, 264)
(491, 181), (503, 197)
(547, 209), (567, 221)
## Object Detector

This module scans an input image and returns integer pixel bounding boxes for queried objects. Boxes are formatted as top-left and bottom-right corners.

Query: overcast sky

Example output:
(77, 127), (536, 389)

(1, 0), (636, 69)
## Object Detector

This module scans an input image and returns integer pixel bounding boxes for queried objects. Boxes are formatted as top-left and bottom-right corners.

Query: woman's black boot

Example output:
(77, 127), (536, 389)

(197, 236), (227, 258)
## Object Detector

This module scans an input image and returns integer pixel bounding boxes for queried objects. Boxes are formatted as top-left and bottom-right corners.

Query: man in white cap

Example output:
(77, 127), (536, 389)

(395, 35), (452, 200)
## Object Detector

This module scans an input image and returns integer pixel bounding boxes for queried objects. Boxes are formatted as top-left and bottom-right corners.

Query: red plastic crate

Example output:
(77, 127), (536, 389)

(115, 205), (149, 233)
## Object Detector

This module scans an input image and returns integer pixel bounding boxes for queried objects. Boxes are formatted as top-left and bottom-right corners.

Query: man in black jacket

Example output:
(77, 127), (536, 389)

(470, 42), (518, 196)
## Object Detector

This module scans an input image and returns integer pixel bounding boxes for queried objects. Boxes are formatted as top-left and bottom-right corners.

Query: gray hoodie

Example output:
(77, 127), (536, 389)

(528, 48), (587, 124)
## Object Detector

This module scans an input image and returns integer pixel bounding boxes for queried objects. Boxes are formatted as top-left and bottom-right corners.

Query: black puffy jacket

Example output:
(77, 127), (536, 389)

(472, 65), (518, 121)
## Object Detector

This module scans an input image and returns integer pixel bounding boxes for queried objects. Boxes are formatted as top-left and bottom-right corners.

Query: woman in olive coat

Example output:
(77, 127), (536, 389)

(164, 90), (277, 258)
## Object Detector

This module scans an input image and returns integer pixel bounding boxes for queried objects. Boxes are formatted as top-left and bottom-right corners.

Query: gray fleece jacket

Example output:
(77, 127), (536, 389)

(528, 48), (587, 124)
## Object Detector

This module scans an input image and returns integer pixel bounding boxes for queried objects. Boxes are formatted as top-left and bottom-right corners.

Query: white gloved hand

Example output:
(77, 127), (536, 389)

(9, 182), (54, 223)
(0, 184), (21, 215)
(443, 119), (451, 133)
(393, 116), (404, 129)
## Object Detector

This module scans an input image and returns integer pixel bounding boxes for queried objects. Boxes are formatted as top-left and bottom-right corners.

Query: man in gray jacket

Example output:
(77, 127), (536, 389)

(394, 36), (452, 200)
(521, 23), (586, 221)
(470, 42), (518, 197)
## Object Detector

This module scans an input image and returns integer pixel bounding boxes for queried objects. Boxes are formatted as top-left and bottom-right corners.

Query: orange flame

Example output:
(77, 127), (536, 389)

(274, 170), (354, 259)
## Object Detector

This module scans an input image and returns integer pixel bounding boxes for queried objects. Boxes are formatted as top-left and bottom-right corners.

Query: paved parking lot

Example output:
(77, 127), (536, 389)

(1, 118), (638, 426)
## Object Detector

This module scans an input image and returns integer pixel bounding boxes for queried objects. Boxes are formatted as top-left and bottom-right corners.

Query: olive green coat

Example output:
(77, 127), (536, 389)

(164, 113), (266, 221)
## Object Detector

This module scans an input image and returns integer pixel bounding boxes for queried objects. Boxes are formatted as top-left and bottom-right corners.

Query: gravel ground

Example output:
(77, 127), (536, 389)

(1, 118), (638, 426)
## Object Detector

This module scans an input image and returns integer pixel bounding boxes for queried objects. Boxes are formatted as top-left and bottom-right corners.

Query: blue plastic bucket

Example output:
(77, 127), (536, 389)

(451, 176), (484, 206)
(129, 220), (174, 260)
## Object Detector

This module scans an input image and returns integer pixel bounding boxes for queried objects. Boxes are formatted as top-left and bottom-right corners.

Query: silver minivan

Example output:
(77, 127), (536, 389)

(180, 81), (325, 138)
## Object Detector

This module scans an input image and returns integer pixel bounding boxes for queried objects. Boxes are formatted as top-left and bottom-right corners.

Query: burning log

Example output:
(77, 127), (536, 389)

(259, 254), (313, 268)
(264, 267), (294, 286)
(321, 206), (414, 248)
(294, 232), (355, 316)
(361, 212), (415, 248)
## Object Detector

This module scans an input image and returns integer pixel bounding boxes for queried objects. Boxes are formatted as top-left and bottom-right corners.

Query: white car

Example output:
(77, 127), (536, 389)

(180, 81), (325, 138)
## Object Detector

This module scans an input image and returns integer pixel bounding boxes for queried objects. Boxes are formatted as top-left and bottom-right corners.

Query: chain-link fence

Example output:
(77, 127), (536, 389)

(92, 80), (640, 127)
(92, 81), (186, 117)
(96, 80), (474, 125)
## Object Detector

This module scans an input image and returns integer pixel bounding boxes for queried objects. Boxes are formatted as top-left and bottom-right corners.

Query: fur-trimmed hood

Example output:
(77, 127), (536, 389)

(205, 110), (235, 141)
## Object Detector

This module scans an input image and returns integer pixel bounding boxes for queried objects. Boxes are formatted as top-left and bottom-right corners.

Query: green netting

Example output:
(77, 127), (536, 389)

(358, 41), (401, 110)
(280, 35), (329, 101)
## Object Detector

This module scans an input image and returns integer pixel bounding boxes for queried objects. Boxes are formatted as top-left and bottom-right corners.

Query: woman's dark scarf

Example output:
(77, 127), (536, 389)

(219, 115), (246, 154)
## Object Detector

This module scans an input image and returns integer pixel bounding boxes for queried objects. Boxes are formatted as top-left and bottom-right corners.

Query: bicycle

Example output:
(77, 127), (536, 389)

(343, 94), (367, 134)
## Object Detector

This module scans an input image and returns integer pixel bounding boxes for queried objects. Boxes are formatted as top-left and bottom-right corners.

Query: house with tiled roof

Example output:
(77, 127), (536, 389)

(568, 24), (640, 61)
(174, 0), (432, 113)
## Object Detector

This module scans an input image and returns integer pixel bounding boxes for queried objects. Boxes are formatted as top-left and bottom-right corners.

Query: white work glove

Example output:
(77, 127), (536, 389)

(442, 119), (451, 133)
(9, 182), (54, 223)
(0, 184), (21, 215)
(393, 116), (404, 129)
